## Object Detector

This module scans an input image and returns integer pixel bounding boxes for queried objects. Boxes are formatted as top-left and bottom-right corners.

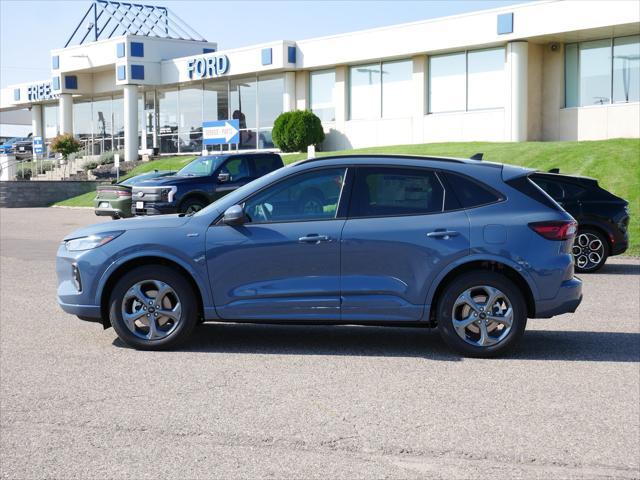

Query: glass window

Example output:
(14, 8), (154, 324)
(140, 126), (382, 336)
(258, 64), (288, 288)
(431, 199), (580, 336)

(220, 157), (252, 183)
(530, 176), (565, 201)
(179, 86), (203, 133)
(258, 75), (284, 128)
(177, 156), (222, 177)
(204, 81), (229, 121)
(350, 167), (444, 217)
(112, 96), (124, 137)
(467, 48), (504, 110)
(429, 53), (466, 113)
(72, 101), (92, 138)
(230, 77), (257, 129)
(310, 69), (336, 122)
(350, 63), (381, 120)
(93, 98), (112, 138)
(244, 168), (346, 223)
(565, 43), (579, 108)
(579, 39), (612, 106)
(44, 104), (59, 139)
(443, 172), (502, 208)
(613, 35), (640, 103)
(158, 88), (178, 134)
(252, 155), (283, 177)
(382, 60), (413, 118)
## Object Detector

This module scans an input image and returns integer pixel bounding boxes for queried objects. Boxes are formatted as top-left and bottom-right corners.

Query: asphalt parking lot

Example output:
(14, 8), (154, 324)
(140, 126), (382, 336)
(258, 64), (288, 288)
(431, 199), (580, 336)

(1, 207), (638, 479)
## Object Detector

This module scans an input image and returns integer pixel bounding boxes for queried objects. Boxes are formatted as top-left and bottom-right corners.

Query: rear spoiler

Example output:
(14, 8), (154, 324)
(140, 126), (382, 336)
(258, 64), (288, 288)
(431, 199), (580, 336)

(470, 153), (483, 160)
(502, 164), (535, 182)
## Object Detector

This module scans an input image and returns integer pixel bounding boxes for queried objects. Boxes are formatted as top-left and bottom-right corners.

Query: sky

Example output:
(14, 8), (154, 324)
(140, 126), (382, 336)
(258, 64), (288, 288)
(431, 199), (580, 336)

(0, 0), (526, 88)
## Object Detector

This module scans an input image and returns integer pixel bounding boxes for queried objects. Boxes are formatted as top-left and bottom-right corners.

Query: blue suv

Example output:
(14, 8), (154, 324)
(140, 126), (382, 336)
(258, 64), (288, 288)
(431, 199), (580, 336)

(56, 155), (582, 357)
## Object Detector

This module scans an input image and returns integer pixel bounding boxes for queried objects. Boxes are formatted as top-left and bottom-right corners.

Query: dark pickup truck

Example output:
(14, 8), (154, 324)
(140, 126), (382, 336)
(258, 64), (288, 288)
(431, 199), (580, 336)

(131, 152), (284, 215)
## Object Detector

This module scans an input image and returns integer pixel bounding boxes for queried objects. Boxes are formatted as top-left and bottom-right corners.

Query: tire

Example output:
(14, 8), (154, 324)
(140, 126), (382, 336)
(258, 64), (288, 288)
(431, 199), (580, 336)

(436, 271), (527, 358)
(109, 265), (198, 350)
(179, 198), (207, 214)
(573, 228), (609, 273)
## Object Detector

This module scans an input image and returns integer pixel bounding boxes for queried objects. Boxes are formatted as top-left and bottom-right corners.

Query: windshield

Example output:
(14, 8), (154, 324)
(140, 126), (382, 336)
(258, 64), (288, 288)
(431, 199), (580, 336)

(177, 156), (224, 177)
(121, 171), (170, 185)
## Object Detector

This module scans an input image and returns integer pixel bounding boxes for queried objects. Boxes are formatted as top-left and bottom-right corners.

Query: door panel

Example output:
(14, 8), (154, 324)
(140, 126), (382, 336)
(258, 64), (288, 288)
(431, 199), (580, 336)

(340, 211), (470, 321)
(206, 221), (344, 320)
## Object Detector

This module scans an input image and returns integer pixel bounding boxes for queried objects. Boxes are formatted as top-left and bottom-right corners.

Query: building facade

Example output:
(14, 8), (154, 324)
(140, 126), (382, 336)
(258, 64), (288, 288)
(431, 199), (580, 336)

(1, 0), (639, 163)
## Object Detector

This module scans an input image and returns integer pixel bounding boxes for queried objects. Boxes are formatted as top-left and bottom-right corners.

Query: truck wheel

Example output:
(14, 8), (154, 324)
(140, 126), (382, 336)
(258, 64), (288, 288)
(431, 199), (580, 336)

(179, 198), (207, 214)
(436, 271), (527, 358)
(109, 265), (198, 350)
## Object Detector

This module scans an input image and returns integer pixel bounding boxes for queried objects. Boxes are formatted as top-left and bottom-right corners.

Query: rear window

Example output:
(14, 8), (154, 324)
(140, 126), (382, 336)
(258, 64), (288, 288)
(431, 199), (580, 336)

(506, 175), (562, 211)
(531, 174), (587, 201)
(441, 172), (503, 209)
(349, 167), (444, 217)
(252, 155), (282, 177)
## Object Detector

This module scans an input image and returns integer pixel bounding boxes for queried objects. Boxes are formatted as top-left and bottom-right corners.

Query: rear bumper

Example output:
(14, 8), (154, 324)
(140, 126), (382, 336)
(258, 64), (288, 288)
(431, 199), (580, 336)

(534, 277), (583, 318)
(94, 207), (126, 217)
(611, 236), (628, 256)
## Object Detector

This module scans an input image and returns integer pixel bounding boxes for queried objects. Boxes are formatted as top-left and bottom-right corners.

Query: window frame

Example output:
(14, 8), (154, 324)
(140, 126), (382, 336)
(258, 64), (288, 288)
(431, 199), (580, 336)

(346, 165), (447, 220)
(215, 166), (353, 226)
(564, 34), (640, 108)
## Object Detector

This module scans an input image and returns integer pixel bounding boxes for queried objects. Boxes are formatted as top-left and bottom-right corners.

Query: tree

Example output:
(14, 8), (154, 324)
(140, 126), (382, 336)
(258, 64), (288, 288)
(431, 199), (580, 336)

(272, 110), (325, 153)
(50, 134), (82, 179)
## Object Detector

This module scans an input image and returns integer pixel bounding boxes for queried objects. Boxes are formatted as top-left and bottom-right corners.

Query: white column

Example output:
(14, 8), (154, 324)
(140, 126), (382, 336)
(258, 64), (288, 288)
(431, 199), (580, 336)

(59, 93), (73, 135)
(505, 41), (528, 142)
(412, 55), (426, 144)
(123, 85), (139, 163)
(283, 72), (296, 113)
(295, 71), (309, 111)
(31, 104), (43, 139)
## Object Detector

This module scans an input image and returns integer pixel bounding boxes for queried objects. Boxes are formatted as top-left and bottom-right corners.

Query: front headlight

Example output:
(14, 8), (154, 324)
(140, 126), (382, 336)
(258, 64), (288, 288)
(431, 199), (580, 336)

(159, 186), (177, 202)
(65, 231), (124, 251)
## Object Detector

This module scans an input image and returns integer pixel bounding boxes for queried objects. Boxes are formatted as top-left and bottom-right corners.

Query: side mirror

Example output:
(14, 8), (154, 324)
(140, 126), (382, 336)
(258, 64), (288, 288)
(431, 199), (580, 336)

(222, 205), (246, 225)
(217, 172), (230, 183)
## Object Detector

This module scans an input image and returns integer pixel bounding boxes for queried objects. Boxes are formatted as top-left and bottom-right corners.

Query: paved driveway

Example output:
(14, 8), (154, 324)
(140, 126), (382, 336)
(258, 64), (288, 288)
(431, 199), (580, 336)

(1, 207), (638, 479)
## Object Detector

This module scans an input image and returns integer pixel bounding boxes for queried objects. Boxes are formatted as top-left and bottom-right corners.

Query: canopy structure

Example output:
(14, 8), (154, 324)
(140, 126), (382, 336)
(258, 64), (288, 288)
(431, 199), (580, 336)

(65, 1), (207, 47)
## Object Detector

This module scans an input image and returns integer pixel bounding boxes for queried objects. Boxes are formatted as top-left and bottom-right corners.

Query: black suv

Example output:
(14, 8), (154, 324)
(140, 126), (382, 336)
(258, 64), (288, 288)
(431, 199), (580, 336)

(131, 152), (284, 216)
(531, 171), (629, 273)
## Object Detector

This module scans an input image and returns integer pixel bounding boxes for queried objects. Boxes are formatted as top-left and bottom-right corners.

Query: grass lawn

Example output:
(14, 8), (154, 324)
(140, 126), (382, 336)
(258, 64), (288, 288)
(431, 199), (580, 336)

(54, 139), (639, 254)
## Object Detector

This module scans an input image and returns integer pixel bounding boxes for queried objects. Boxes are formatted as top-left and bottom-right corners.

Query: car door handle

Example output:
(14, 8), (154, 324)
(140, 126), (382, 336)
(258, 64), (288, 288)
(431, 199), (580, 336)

(427, 230), (459, 239)
(298, 234), (330, 244)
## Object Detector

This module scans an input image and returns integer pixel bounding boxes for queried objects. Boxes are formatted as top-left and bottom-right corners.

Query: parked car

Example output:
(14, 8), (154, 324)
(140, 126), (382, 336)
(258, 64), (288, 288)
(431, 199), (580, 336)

(14, 137), (33, 160)
(531, 170), (629, 272)
(57, 155), (582, 357)
(131, 152), (284, 215)
(94, 170), (175, 219)
(0, 137), (27, 154)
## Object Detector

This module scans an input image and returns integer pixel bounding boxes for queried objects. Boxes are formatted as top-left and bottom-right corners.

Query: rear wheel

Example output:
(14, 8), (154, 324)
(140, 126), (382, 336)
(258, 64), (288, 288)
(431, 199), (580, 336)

(109, 265), (198, 350)
(573, 228), (608, 273)
(436, 271), (527, 358)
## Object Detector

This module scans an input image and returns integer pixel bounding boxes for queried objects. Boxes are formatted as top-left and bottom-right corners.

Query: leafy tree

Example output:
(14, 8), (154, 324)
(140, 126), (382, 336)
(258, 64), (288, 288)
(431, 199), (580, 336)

(50, 134), (82, 161)
(272, 110), (325, 153)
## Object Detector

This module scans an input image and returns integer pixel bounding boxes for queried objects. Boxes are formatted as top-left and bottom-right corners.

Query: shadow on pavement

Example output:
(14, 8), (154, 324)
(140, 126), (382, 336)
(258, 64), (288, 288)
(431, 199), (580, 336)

(598, 262), (640, 276)
(114, 323), (639, 362)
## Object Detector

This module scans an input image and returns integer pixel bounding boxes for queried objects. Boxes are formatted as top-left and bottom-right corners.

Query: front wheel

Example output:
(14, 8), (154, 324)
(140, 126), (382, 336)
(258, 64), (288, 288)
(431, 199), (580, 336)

(109, 265), (198, 350)
(573, 228), (608, 273)
(436, 271), (527, 358)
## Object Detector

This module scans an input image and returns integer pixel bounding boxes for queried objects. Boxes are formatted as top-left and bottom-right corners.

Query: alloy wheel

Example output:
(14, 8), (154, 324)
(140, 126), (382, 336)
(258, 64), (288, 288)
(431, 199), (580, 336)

(452, 285), (513, 347)
(121, 279), (182, 340)
(572, 232), (605, 271)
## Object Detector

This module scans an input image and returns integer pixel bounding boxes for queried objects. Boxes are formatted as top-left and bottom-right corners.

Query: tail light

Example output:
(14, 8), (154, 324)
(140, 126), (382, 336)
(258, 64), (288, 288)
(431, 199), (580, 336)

(529, 221), (577, 241)
(116, 190), (131, 197)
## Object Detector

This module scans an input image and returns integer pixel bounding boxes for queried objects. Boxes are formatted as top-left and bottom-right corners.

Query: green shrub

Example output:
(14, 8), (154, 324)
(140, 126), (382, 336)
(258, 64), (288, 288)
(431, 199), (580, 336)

(272, 110), (325, 153)
(50, 133), (82, 160)
(83, 161), (99, 171)
(99, 149), (124, 165)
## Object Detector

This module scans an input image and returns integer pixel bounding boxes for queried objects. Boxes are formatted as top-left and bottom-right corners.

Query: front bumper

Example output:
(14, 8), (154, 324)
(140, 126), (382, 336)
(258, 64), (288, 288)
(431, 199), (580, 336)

(132, 201), (177, 216)
(57, 299), (101, 319)
(534, 277), (583, 318)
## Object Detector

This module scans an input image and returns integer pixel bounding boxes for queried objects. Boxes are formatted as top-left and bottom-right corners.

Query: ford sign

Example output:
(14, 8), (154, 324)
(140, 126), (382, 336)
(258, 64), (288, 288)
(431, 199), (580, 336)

(187, 55), (229, 80)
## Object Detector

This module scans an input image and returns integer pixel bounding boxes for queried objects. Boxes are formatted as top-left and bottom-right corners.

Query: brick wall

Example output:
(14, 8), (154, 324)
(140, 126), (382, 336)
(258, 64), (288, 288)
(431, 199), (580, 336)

(0, 181), (100, 208)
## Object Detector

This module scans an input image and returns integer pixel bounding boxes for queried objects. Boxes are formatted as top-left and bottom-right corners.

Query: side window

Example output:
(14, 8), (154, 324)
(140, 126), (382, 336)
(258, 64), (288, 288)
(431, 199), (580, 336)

(442, 172), (503, 209)
(350, 167), (444, 217)
(531, 176), (565, 201)
(220, 157), (251, 183)
(559, 181), (586, 199)
(244, 168), (346, 223)
(252, 155), (282, 177)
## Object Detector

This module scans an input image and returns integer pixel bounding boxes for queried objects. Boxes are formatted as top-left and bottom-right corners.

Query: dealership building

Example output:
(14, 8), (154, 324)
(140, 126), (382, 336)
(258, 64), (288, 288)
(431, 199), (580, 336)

(0, 0), (639, 163)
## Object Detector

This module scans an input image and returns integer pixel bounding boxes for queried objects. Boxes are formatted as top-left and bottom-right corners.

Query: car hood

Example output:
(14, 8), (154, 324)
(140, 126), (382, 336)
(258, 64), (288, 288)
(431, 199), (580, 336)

(63, 213), (192, 240)
(134, 175), (210, 187)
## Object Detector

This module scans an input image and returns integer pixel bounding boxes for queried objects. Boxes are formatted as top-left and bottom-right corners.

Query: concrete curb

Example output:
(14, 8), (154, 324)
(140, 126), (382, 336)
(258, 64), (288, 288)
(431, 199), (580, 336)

(50, 205), (93, 210)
